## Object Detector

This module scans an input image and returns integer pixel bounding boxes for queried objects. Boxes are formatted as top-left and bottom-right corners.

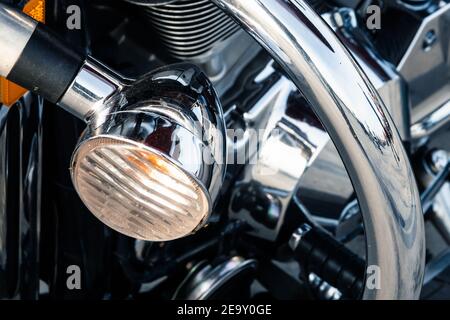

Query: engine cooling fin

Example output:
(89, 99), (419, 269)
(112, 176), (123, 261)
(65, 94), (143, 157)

(144, 0), (240, 60)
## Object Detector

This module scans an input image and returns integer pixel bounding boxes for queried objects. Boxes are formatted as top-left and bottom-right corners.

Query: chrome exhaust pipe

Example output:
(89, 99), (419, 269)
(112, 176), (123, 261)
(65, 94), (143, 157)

(212, 0), (424, 299)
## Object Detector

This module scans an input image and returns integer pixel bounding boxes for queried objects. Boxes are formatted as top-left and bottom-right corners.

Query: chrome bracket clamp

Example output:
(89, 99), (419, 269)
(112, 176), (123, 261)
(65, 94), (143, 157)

(58, 58), (125, 121)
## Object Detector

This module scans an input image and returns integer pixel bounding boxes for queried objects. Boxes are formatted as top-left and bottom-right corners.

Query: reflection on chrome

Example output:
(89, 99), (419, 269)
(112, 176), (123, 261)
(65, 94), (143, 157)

(71, 64), (227, 241)
(213, 0), (425, 299)
(227, 72), (329, 241)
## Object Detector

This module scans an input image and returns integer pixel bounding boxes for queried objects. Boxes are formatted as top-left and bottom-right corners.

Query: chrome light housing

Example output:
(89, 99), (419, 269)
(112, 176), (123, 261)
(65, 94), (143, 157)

(70, 64), (226, 241)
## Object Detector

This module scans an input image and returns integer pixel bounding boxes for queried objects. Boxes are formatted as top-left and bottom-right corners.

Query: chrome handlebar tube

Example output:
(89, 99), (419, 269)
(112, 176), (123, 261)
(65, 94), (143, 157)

(212, 0), (425, 299)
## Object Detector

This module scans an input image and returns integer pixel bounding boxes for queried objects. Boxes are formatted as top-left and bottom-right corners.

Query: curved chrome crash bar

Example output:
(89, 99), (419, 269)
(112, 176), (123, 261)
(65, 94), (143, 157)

(213, 0), (425, 299)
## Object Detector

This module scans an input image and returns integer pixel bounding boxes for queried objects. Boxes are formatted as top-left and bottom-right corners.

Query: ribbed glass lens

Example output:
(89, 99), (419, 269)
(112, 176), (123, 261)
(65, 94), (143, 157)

(72, 137), (210, 241)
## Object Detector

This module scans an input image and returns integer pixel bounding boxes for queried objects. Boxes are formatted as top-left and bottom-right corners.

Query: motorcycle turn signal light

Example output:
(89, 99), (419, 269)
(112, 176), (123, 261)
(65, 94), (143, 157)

(68, 62), (227, 241)
(71, 136), (212, 241)
(0, 2), (226, 241)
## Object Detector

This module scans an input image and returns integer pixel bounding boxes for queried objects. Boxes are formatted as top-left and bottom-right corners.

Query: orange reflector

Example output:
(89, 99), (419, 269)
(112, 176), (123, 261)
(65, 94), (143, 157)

(0, 0), (45, 106)
(24, 0), (46, 23)
(0, 80), (28, 106)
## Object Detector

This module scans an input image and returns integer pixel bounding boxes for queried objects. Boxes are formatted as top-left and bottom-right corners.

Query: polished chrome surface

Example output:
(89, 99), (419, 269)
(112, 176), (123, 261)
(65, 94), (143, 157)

(308, 273), (342, 300)
(421, 162), (449, 214)
(227, 71), (329, 240)
(296, 140), (354, 214)
(223, 52), (348, 237)
(411, 99), (450, 142)
(430, 183), (450, 244)
(424, 249), (450, 285)
(213, 0), (425, 299)
(173, 257), (257, 300)
(397, 3), (450, 124)
(124, 0), (177, 5)
(0, 3), (37, 77)
(399, 0), (434, 10)
(71, 64), (226, 241)
(289, 224), (312, 251)
(427, 149), (450, 174)
(297, 8), (412, 215)
(58, 58), (124, 121)
(327, 8), (411, 140)
(224, 53), (352, 236)
(424, 150), (450, 245)
(205, 31), (260, 90)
